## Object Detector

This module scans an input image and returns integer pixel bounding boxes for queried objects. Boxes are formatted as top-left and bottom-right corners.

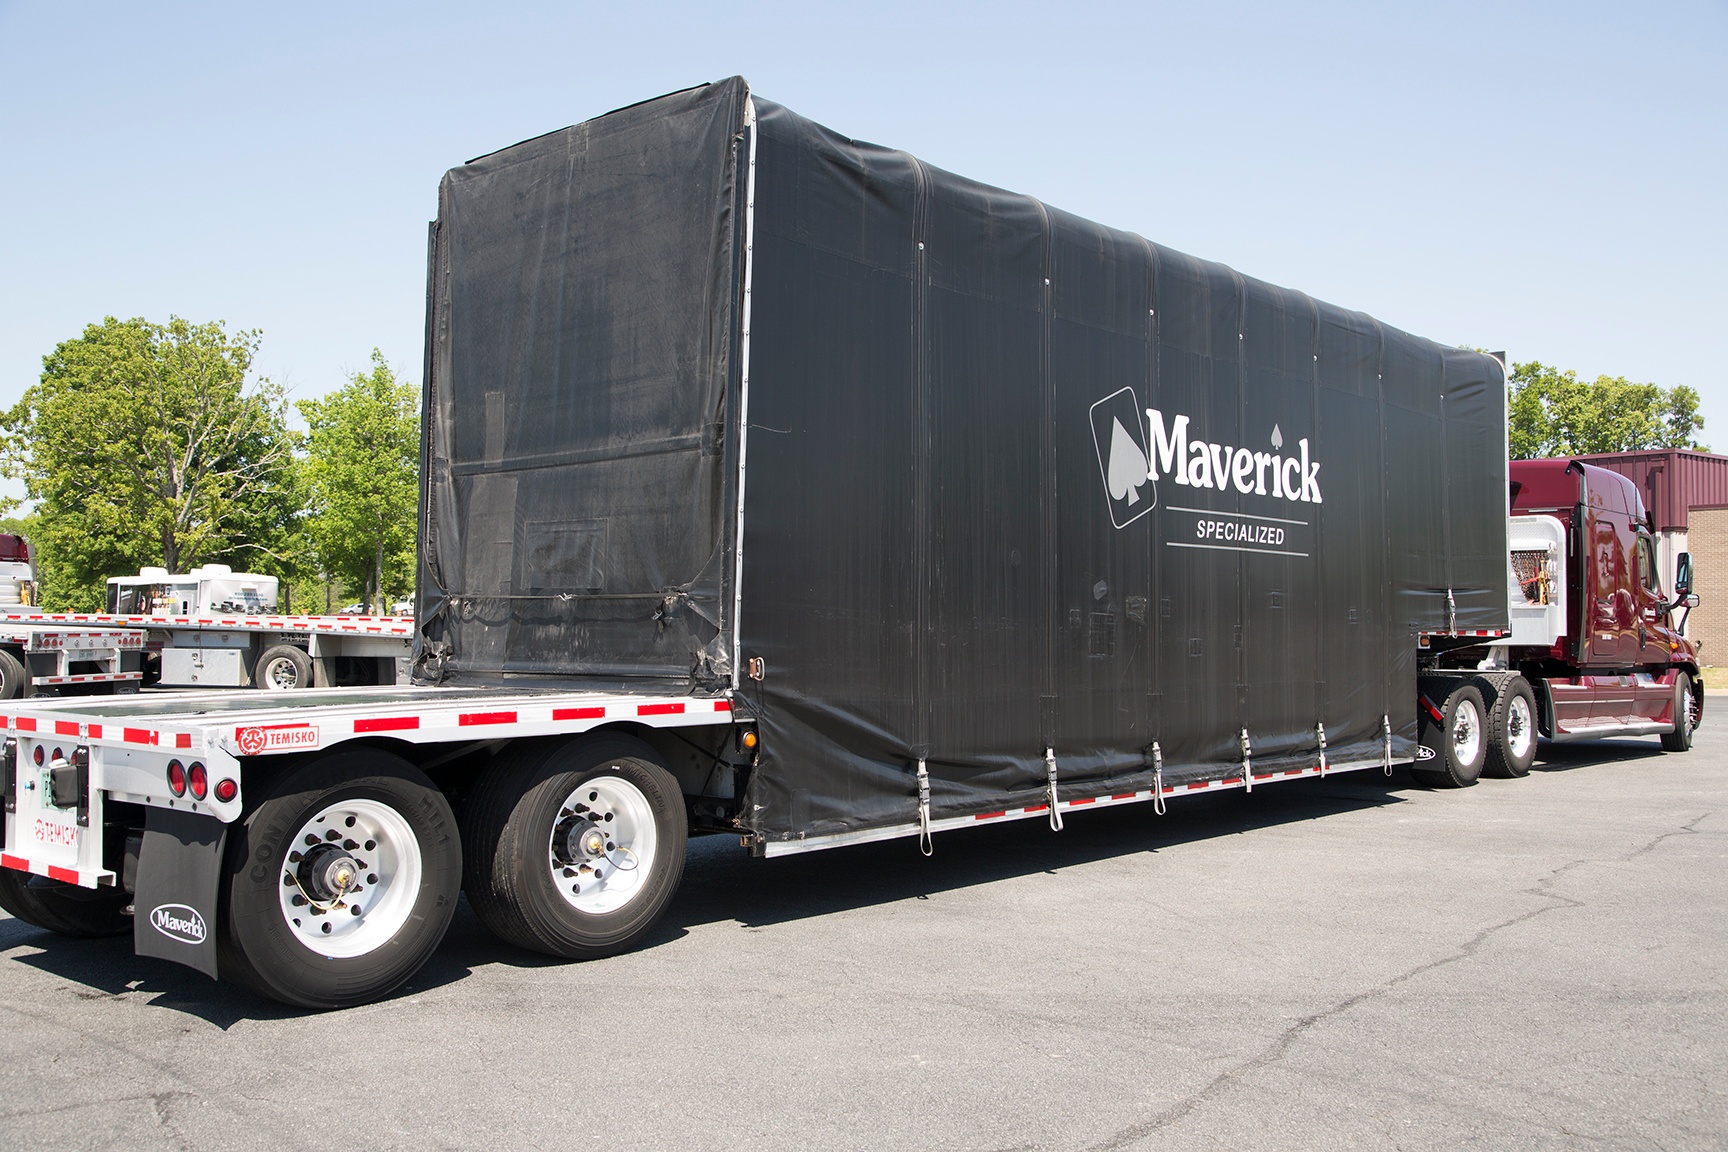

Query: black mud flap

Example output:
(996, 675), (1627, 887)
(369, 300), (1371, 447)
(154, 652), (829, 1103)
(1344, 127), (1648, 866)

(133, 807), (227, 979)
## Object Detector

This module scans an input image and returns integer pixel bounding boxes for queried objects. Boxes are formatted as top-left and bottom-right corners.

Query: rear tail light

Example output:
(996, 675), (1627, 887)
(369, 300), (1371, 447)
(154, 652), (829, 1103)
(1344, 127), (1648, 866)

(32, 744), (44, 766)
(213, 777), (238, 803)
(166, 759), (187, 796)
(188, 762), (208, 801)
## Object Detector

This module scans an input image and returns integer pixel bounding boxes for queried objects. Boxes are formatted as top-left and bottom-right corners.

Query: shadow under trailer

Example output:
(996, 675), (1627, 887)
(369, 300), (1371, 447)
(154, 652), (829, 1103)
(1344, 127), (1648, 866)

(0, 79), (1702, 1008)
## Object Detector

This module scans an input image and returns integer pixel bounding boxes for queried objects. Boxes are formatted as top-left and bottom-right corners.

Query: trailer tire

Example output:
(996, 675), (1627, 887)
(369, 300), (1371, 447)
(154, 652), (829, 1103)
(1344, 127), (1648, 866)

(254, 645), (313, 691)
(1482, 674), (1538, 779)
(1660, 672), (1698, 752)
(1412, 682), (1488, 788)
(218, 750), (460, 1010)
(0, 869), (131, 937)
(0, 648), (29, 700)
(463, 735), (687, 961)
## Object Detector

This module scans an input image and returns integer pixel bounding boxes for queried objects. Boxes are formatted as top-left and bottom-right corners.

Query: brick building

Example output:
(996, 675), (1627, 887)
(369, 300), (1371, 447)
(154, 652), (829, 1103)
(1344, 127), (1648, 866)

(1567, 450), (1728, 661)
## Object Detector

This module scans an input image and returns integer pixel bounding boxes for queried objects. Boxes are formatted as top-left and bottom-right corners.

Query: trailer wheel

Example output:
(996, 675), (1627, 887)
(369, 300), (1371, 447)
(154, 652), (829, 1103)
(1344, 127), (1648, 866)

(219, 750), (460, 1009)
(254, 645), (313, 691)
(1412, 683), (1488, 788)
(1483, 675), (1538, 779)
(0, 869), (131, 937)
(1660, 672), (1698, 752)
(463, 735), (687, 960)
(0, 648), (28, 700)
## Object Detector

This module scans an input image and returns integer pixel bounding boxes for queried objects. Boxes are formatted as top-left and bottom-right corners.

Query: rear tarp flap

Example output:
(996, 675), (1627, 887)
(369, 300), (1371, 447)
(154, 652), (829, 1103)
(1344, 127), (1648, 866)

(739, 98), (1504, 841)
(418, 78), (749, 686)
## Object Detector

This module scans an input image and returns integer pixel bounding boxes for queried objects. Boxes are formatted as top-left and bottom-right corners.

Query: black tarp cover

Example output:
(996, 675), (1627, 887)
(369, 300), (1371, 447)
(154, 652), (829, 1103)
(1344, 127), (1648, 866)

(420, 77), (1510, 845)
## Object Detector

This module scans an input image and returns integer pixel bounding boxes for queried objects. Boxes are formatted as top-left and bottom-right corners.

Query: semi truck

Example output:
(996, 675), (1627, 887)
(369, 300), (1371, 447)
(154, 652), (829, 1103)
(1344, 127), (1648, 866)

(0, 78), (1702, 1009)
(0, 560), (414, 697)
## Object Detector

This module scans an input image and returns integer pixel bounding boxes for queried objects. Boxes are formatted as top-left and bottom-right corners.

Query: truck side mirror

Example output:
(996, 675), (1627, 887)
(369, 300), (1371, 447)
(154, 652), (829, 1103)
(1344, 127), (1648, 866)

(1675, 552), (1693, 596)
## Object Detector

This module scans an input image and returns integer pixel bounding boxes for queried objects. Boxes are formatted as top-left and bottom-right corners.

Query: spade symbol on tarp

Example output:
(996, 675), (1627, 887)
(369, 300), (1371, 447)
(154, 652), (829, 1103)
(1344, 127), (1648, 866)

(1107, 417), (1150, 505)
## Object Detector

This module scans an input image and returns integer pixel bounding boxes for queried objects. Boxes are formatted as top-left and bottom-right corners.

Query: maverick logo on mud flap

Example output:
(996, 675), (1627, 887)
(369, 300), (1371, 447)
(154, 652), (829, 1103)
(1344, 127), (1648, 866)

(1414, 745), (1437, 761)
(150, 903), (207, 945)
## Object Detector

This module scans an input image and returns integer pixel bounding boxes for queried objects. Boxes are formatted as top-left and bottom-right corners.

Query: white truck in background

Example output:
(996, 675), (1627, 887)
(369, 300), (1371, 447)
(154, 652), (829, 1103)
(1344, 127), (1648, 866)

(102, 564), (413, 691)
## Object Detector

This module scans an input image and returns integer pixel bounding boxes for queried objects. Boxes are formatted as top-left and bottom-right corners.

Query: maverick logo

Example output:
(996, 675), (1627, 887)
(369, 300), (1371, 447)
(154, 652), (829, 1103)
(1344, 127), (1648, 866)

(150, 903), (207, 945)
(1148, 410), (1323, 503)
(1090, 388), (1156, 528)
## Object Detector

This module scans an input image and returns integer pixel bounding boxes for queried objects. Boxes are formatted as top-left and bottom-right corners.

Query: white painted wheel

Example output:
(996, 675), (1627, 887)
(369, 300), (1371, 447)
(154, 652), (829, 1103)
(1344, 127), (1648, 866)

(1452, 696), (1482, 767)
(548, 775), (659, 915)
(278, 798), (423, 958)
(1506, 693), (1534, 761)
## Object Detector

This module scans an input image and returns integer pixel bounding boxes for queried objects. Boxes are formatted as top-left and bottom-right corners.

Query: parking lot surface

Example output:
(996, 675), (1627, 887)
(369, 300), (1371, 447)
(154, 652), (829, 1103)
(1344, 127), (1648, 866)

(2, 725), (1724, 1151)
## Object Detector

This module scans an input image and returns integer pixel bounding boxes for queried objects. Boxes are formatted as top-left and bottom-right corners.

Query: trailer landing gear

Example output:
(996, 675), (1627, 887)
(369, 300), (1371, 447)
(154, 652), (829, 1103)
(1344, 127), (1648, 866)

(219, 750), (461, 1009)
(462, 735), (686, 960)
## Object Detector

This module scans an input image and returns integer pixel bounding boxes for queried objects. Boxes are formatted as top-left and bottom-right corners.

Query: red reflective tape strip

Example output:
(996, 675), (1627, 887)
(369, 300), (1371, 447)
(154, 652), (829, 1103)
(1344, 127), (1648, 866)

(459, 711), (517, 726)
(175, 734), (192, 749)
(637, 702), (685, 717)
(714, 700), (732, 712)
(124, 728), (155, 745)
(15, 718), (34, 732)
(354, 717), (419, 733)
(1112, 792), (1137, 800)
(553, 707), (606, 721)
(1420, 696), (1445, 723)
(1069, 797), (1095, 807)
(55, 721), (79, 736)
(1185, 782), (1208, 791)
(1025, 803), (1048, 813)
(1, 853), (27, 872)
(46, 865), (79, 885)
(88, 724), (101, 739)
(975, 811), (1006, 821)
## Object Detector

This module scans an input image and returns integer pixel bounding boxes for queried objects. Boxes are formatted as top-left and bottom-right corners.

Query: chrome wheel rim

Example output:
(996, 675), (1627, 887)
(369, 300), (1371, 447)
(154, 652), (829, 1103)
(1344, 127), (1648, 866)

(1452, 698), (1482, 766)
(278, 798), (421, 957)
(548, 774), (657, 915)
(261, 657), (303, 690)
(1507, 695), (1535, 760)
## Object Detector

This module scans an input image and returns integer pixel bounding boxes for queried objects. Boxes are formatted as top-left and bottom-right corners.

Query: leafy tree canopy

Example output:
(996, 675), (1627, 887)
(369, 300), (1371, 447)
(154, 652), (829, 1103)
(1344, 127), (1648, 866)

(1508, 360), (1706, 459)
(2, 316), (301, 610)
(298, 350), (419, 613)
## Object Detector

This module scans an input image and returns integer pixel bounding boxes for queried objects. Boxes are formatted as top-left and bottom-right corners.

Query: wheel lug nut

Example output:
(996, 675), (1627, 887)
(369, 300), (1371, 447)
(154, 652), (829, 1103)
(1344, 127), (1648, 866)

(325, 830), (341, 841)
(291, 895), (307, 907)
(343, 839), (359, 850)
(282, 874), (296, 887)
(303, 835), (319, 847)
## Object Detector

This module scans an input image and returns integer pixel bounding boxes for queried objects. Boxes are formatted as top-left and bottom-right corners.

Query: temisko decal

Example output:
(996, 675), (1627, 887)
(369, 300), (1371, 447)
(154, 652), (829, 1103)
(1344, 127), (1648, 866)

(150, 903), (207, 945)
(1090, 387), (1156, 528)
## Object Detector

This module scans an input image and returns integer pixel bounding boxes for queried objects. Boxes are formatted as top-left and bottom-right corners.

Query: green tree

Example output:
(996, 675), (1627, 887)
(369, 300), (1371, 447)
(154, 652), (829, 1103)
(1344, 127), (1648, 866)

(298, 350), (419, 613)
(2, 316), (300, 610)
(1508, 360), (1705, 459)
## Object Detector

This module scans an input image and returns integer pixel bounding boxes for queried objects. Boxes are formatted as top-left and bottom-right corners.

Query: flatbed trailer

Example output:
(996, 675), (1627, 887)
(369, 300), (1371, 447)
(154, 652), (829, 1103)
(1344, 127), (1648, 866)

(0, 622), (145, 698)
(0, 77), (1698, 1010)
(0, 611), (413, 691)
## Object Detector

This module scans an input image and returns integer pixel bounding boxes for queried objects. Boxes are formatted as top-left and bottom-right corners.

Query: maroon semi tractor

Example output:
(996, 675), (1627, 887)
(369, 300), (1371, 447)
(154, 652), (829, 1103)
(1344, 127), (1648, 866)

(1417, 458), (1702, 786)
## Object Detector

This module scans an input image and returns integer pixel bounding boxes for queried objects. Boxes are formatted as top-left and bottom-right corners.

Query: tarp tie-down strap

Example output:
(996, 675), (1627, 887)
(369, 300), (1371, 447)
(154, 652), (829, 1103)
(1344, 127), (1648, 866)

(1316, 721), (1328, 777)
(1382, 715), (1393, 776)
(915, 758), (932, 857)
(1044, 748), (1063, 832)
(1240, 728), (1253, 793)
(1151, 741), (1166, 816)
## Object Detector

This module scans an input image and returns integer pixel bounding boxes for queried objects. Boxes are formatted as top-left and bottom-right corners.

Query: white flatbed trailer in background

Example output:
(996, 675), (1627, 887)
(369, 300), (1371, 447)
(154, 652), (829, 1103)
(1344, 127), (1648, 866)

(0, 622), (146, 698)
(0, 611), (413, 692)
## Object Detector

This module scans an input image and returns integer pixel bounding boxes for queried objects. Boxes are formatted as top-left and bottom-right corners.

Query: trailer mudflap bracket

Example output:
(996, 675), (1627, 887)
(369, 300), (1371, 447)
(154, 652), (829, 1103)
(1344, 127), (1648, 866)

(132, 806), (227, 978)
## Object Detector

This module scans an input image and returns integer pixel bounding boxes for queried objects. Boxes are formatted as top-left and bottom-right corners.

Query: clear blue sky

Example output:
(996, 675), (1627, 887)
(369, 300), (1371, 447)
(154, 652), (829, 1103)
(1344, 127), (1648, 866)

(1, 1), (1723, 484)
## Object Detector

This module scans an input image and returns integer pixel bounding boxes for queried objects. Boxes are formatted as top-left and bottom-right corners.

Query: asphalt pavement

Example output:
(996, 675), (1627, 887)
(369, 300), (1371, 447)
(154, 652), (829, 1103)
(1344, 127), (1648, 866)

(2, 724), (1723, 1150)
